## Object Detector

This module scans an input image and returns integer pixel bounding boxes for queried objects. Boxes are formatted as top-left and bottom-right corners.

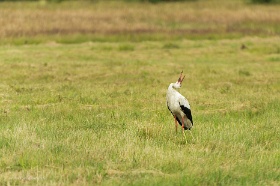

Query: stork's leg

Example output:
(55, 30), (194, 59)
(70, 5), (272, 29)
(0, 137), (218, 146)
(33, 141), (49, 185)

(181, 117), (187, 144)
(181, 117), (184, 131)
(190, 130), (194, 140)
(174, 115), (178, 133)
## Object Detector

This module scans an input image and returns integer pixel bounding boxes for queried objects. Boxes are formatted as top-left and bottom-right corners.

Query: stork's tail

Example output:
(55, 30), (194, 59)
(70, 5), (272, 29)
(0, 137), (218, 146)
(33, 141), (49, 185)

(176, 118), (192, 130)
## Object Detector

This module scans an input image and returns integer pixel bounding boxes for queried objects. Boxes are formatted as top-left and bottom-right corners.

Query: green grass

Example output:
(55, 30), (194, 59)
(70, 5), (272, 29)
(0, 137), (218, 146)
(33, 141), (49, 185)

(0, 37), (279, 185)
(0, 0), (280, 185)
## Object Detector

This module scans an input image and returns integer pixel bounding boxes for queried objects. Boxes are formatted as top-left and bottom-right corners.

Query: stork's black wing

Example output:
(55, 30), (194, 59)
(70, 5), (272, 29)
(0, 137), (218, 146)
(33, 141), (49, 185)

(179, 104), (193, 125)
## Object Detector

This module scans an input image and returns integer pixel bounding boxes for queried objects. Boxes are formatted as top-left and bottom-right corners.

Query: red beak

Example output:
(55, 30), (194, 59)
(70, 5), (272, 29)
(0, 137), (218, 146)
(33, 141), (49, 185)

(177, 71), (185, 83)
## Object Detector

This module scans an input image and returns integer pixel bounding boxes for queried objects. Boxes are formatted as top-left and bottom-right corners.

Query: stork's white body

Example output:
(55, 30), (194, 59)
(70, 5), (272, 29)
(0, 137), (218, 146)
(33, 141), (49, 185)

(167, 83), (193, 130)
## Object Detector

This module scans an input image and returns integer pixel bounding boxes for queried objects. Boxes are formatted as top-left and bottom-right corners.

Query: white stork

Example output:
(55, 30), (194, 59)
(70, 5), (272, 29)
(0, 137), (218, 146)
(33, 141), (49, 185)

(166, 71), (193, 141)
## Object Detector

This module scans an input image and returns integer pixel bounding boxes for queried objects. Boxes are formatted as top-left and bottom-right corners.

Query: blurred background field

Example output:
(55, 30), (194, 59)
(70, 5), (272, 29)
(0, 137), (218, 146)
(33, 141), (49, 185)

(0, 0), (279, 185)
(0, 0), (280, 43)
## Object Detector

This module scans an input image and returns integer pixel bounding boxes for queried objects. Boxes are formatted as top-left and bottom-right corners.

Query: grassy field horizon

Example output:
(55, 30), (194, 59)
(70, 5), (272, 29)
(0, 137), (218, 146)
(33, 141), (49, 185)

(0, 0), (279, 185)
(0, 0), (280, 43)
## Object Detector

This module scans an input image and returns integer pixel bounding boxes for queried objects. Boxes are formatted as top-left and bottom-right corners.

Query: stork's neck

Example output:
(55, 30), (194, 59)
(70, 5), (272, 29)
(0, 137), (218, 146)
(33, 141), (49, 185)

(168, 83), (174, 90)
(168, 82), (183, 93)
(168, 83), (177, 92)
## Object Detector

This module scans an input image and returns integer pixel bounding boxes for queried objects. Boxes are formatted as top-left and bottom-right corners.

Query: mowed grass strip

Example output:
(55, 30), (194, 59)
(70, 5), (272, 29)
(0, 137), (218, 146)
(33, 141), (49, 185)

(0, 37), (279, 185)
(0, 0), (279, 42)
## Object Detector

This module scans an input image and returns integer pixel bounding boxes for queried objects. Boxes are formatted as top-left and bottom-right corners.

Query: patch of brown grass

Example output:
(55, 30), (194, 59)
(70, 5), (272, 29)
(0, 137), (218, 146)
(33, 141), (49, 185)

(0, 0), (279, 38)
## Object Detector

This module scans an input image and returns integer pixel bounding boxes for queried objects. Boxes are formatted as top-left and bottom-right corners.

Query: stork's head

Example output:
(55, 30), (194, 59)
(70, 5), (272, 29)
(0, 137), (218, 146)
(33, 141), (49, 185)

(172, 71), (185, 89)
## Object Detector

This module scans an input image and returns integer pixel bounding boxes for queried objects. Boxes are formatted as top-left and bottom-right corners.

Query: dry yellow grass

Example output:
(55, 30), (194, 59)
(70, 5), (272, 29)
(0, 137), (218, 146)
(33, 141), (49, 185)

(0, 0), (279, 38)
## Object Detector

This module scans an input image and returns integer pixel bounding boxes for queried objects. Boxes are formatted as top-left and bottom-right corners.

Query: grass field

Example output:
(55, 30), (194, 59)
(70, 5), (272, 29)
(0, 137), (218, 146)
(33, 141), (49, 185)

(0, 0), (280, 185)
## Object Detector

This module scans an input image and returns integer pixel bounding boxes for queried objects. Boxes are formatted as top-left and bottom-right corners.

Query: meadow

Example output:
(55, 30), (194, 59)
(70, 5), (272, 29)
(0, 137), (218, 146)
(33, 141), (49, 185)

(0, 0), (280, 185)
